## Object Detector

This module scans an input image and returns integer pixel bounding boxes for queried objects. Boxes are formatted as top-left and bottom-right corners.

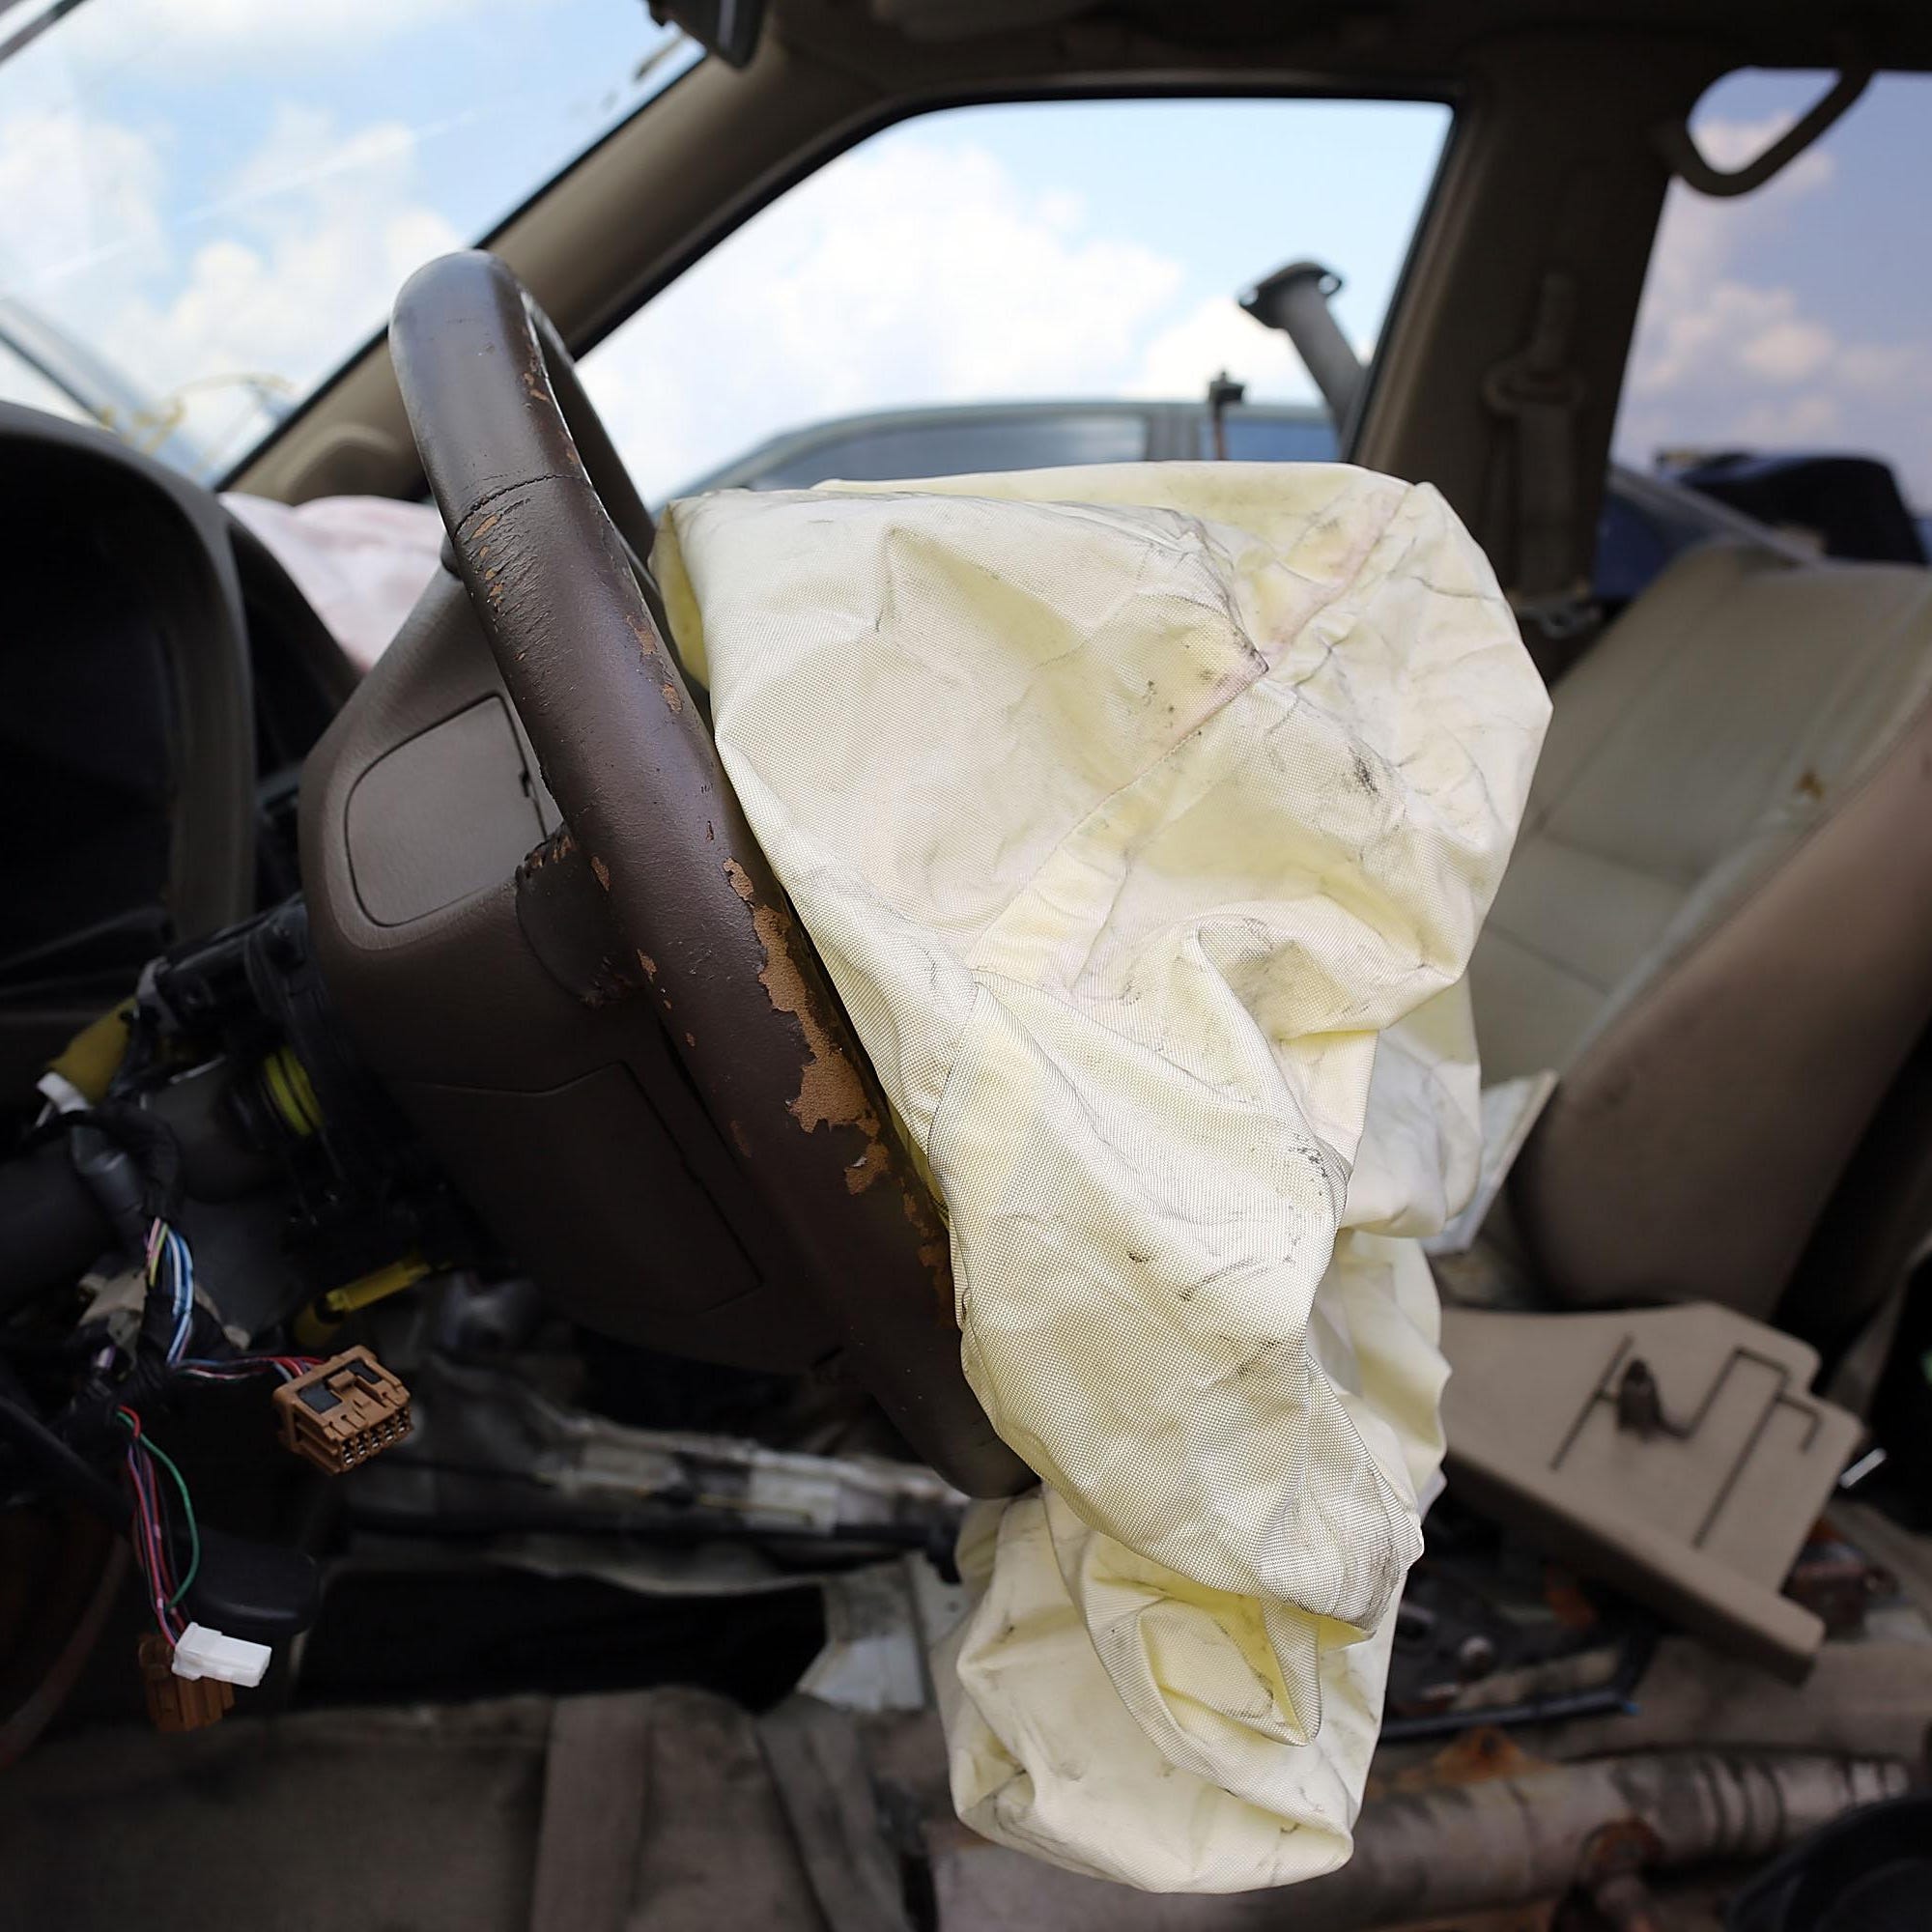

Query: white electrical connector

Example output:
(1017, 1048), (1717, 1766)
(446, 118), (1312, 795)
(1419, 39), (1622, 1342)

(170, 1624), (271, 1689)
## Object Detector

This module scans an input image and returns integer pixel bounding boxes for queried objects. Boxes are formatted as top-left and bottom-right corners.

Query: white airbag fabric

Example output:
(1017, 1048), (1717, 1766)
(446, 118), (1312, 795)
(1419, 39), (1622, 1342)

(654, 464), (1547, 1892)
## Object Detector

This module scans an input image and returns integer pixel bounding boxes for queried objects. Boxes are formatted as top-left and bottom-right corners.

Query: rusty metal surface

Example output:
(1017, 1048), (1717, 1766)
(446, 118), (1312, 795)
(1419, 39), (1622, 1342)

(925, 1750), (1910, 1931)
(1372, 1725), (1550, 1797)
(388, 252), (1024, 1496)
(1575, 1821), (1667, 1932)
(1783, 1528), (1897, 1637)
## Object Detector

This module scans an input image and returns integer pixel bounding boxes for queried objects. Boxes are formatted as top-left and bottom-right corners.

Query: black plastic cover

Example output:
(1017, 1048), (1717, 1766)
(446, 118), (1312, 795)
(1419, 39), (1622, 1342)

(178, 1525), (322, 1642)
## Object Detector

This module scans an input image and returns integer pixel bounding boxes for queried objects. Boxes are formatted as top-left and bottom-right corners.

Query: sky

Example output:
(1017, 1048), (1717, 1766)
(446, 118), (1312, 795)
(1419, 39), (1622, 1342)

(0, 7), (1927, 505)
(0, 0), (696, 468)
(1616, 68), (1932, 504)
(579, 97), (1449, 497)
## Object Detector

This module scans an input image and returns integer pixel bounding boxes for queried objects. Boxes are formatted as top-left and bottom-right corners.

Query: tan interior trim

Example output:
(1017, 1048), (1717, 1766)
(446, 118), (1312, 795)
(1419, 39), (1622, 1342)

(1440, 1300), (1861, 1681)
(1355, 32), (1719, 587)
(1515, 688), (1932, 1321)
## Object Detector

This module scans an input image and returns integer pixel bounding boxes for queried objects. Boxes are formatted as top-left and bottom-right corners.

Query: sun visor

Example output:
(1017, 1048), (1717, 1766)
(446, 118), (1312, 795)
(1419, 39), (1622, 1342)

(655, 463), (1548, 1891)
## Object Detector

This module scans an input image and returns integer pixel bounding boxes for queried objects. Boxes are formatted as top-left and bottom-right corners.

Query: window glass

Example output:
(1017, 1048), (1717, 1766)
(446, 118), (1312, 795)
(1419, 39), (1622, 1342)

(583, 97), (1451, 502)
(0, 0), (698, 478)
(1615, 71), (1932, 536)
(0, 340), (91, 425)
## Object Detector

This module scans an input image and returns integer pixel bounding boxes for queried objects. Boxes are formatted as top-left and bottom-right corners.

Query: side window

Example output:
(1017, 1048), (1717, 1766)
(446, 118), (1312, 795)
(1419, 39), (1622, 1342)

(582, 98), (1451, 503)
(1612, 71), (1932, 568)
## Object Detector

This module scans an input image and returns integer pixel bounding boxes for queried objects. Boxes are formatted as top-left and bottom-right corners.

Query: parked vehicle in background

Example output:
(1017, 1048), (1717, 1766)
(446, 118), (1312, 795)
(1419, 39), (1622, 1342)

(677, 391), (1812, 615)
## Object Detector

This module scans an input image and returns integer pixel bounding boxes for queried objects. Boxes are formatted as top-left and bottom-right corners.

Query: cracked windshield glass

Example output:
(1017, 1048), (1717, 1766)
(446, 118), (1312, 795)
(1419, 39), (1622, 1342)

(0, 0), (696, 478)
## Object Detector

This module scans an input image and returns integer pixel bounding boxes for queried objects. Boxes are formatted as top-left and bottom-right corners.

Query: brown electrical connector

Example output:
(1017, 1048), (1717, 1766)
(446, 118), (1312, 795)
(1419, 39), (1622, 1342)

(272, 1346), (412, 1473)
(138, 1634), (231, 1732)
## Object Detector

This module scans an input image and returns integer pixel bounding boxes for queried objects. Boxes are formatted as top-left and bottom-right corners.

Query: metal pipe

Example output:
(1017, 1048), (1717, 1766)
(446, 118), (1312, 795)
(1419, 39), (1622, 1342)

(1304, 1750), (1909, 1927)
(931, 1751), (1913, 1929)
(1239, 260), (1366, 426)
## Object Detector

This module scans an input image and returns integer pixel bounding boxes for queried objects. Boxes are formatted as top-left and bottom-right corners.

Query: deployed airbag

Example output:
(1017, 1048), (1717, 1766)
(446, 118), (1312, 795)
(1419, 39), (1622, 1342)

(655, 463), (1547, 1891)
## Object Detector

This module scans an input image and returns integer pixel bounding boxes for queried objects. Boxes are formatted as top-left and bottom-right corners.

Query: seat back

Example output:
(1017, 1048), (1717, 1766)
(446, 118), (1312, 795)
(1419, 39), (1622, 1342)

(1469, 541), (1932, 1320)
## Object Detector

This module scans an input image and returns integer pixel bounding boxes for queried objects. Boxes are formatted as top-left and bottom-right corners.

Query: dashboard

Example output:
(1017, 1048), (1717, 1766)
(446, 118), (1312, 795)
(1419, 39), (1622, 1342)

(0, 394), (826, 1389)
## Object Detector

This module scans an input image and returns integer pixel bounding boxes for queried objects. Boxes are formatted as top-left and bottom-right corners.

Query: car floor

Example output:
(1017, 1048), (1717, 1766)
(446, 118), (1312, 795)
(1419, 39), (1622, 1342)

(10, 1610), (1932, 1932)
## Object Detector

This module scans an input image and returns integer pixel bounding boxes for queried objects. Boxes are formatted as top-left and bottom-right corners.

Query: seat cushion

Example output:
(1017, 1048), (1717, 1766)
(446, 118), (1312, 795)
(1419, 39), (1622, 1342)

(1475, 543), (1932, 1084)
(1471, 540), (1932, 1317)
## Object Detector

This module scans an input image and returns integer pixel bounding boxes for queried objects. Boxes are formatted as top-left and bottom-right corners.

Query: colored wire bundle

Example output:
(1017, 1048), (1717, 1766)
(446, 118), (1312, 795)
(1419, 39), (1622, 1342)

(117, 1406), (198, 1645)
(176, 1353), (324, 1385)
(142, 1218), (320, 1384)
(145, 1217), (196, 1367)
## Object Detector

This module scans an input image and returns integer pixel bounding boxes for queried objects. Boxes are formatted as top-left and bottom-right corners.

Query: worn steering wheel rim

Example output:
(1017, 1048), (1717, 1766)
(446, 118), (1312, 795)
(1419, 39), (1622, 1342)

(388, 251), (1026, 1496)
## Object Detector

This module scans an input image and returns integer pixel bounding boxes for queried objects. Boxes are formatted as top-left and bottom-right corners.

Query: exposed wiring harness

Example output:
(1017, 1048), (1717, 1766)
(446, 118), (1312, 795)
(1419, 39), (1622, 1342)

(145, 1217), (196, 1370)
(117, 1406), (198, 1646)
(116, 1399), (277, 1716)
(176, 1351), (324, 1386)
(20, 1100), (207, 1409)
(0, 1177), (320, 1539)
(1, 991), (413, 1730)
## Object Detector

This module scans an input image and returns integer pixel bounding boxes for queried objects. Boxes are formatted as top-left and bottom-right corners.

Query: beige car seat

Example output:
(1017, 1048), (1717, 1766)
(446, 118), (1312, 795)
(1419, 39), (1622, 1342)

(1469, 539), (1932, 1327)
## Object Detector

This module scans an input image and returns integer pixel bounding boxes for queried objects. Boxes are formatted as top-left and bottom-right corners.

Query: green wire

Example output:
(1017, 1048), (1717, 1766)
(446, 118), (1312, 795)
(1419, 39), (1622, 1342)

(118, 1414), (201, 1609)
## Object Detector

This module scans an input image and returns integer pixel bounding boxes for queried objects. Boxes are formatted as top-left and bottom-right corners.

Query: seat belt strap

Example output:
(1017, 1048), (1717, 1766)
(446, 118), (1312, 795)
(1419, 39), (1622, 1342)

(1483, 268), (1590, 615)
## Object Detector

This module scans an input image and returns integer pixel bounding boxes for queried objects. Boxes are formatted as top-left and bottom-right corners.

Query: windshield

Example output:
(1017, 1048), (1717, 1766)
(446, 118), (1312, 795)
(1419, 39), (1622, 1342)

(0, 0), (698, 479)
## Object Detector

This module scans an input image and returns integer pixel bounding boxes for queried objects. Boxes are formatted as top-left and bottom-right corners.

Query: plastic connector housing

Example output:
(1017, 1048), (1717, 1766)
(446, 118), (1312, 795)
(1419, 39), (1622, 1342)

(171, 1622), (271, 1688)
(271, 1346), (412, 1473)
(138, 1633), (232, 1731)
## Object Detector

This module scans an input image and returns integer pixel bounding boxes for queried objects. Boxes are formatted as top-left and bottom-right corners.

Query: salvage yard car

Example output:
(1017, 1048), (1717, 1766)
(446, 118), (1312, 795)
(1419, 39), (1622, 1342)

(3, 1), (1931, 1927)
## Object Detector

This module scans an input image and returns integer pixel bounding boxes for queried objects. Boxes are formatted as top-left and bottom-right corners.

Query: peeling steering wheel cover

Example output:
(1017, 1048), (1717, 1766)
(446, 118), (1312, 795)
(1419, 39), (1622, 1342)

(387, 252), (1023, 1495)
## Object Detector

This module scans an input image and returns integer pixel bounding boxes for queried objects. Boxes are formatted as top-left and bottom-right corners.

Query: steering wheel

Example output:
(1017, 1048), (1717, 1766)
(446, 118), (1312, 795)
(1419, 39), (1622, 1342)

(387, 252), (1025, 1497)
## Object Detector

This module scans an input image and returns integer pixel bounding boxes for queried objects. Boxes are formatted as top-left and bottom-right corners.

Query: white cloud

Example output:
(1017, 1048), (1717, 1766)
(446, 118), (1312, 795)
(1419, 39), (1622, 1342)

(0, 98), (462, 469)
(1125, 297), (1321, 406)
(582, 135), (1186, 498)
(1037, 188), (1086, 234)
(1629, 278), (1815, 399)
(150, 0), (470, 31)
(0, 106), (169, 291)
(78, 0), (504, 67)
(1624, 117), (1836, 403)
(101, 108), (464, 463)
(1738, 315), (1833, 384)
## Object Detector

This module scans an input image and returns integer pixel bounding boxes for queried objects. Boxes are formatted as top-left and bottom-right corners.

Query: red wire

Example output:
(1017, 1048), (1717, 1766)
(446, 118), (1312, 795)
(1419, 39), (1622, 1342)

(180, 1353), (324, 1381)
(122, 1448), (163, 1634)
(131, 1456), (166, 1626)
(118, 1406), (182, 1643)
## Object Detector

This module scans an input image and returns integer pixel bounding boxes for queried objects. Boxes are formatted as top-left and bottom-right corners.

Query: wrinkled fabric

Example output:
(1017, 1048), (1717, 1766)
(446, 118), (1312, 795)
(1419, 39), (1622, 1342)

(225, 493), (444, 668)
(655, 464), (1547, 1891)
